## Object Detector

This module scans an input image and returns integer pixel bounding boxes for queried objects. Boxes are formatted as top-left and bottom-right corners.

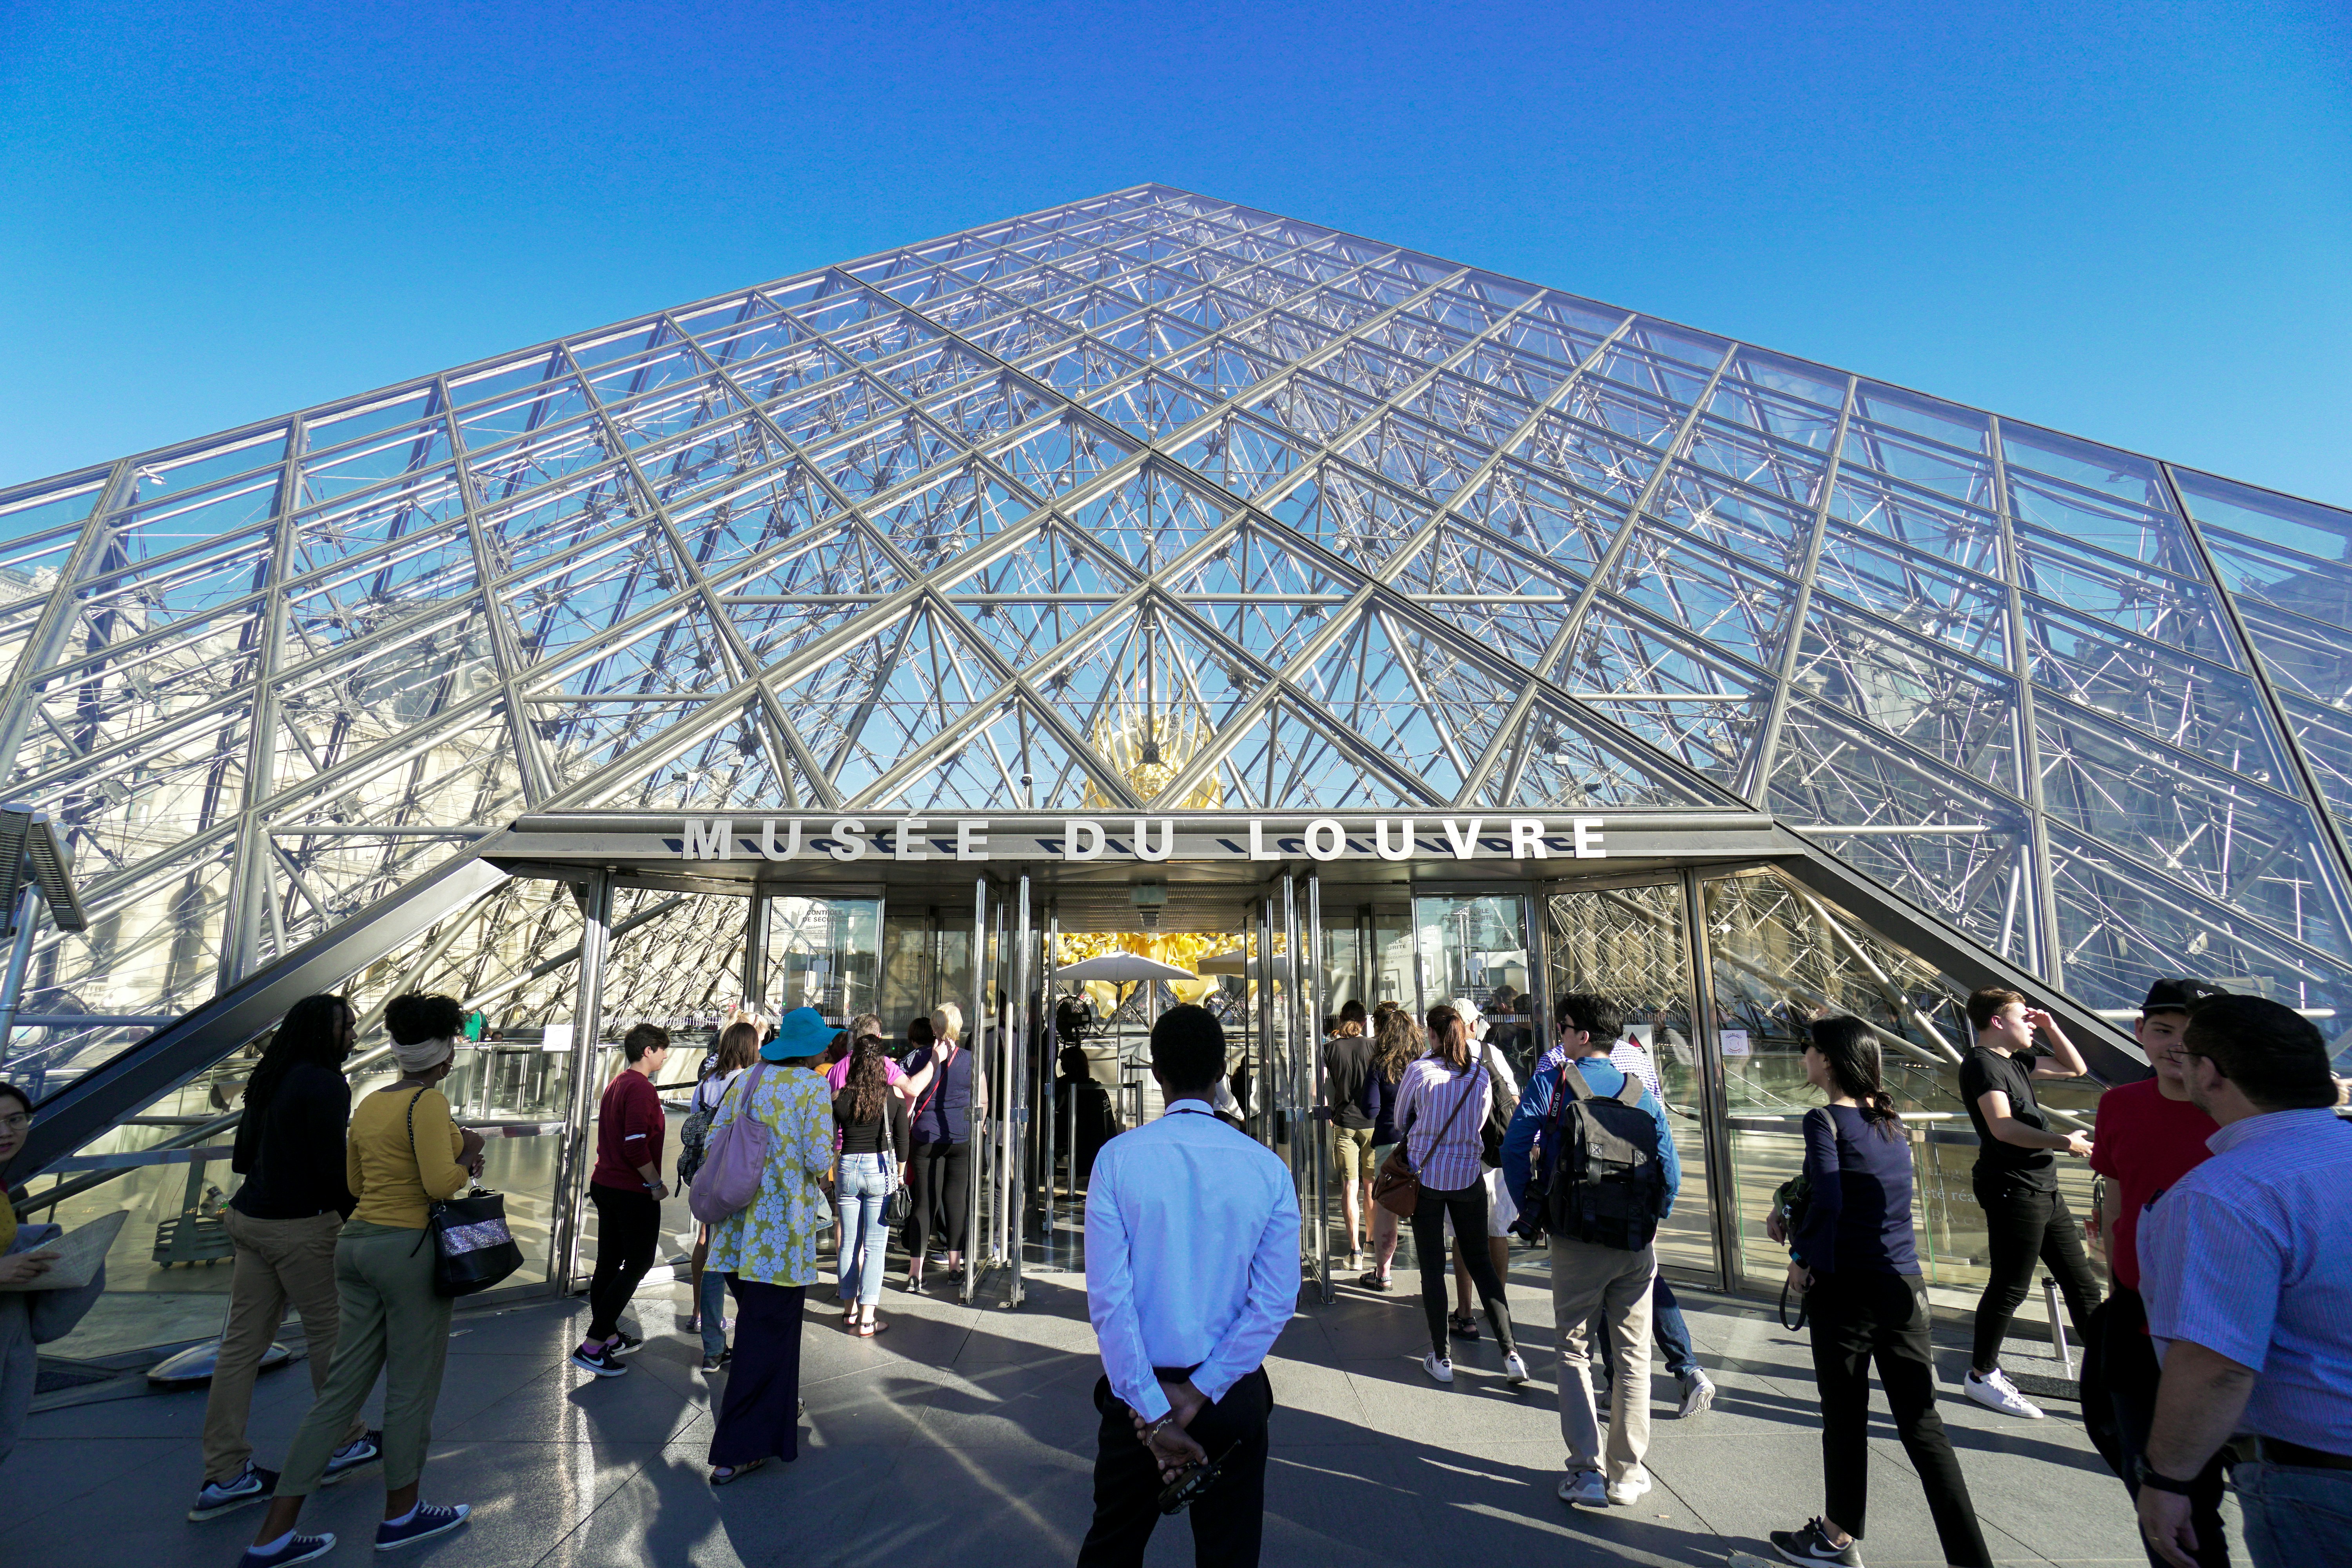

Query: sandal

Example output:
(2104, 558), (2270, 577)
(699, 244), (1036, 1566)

(1450, 1309), (1481, 1340)
(710, 1457), (768, 1486)
(1359, 1270), (1392, 1292)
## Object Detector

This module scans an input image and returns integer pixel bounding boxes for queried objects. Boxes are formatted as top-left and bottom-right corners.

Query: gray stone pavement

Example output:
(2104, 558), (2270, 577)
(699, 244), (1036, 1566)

(17, 1243), (2166, 1568)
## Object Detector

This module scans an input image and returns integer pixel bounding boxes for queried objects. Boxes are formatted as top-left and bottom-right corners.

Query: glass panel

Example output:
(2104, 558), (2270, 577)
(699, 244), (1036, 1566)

(1412, 893), (1534, 1067)
(878, 900), (978, 1039)
(764, 895), (882, 1025)
(1699, 867), (2067, 1299)
(1543, 880), (1714, 1285)
(1318, 902), (1413, 1016)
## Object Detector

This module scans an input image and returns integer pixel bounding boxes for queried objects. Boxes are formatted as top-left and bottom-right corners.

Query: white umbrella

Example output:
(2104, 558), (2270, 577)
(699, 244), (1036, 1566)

(1055, 953), (1197, 983)
(1196, 949), (1249, 975)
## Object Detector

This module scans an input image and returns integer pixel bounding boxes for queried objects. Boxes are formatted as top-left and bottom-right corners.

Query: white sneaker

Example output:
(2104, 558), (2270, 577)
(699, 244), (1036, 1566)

(1606, 1469), (1652, 1506)
(1558, 1469), (1607, 1506)
(1423, 1351), (1454, 1384)
(1504, 1351), (1531, 1385)
(1677, 1368), (1716, 1418)
(1964, 1368), (2044, 1419)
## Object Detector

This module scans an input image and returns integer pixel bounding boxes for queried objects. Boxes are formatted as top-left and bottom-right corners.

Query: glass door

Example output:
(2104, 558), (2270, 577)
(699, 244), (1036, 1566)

(1541, 878), (1719, 1287)
(1412, 892), (1534, 1071)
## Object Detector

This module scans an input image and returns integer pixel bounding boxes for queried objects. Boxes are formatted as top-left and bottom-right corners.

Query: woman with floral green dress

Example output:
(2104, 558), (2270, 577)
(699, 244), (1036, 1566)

(702, 1006), (835, 1485)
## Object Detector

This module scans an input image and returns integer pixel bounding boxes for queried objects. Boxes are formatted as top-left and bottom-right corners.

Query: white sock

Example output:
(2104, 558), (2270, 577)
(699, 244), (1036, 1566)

(255, 1531), (295, 1554)
(385, 1503), (419, 1528)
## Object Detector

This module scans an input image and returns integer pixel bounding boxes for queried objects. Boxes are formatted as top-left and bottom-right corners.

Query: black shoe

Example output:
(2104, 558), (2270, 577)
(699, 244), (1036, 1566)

(1771, 1518), (1863, 1566)
(1358, 1271), (1392, 1292)
(699, 1349), (731, 1373)
(604, 1330), (645, 1356)
(571, 1344), (629, 1378)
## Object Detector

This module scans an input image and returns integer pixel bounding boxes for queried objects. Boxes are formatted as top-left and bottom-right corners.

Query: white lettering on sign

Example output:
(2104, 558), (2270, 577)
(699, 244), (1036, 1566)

(678, 816), (1628, 864)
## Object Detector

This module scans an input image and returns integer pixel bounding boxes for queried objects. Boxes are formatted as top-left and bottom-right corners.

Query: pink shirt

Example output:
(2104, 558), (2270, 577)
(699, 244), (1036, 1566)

(825, 1056), (905, 1092)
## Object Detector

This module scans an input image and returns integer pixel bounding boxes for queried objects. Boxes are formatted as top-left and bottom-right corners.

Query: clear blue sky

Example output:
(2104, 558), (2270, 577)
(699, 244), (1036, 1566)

(4, 0), (2347, 506)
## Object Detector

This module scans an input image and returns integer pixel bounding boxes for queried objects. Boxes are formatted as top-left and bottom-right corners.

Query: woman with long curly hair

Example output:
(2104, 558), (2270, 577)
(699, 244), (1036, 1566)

(832, 1031), (910, 1336)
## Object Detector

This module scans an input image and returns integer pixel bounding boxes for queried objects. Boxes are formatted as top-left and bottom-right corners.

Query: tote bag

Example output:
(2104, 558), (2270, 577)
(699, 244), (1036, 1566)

(688, 1064), (774, 1225)
(405, 1090), (523, 1298)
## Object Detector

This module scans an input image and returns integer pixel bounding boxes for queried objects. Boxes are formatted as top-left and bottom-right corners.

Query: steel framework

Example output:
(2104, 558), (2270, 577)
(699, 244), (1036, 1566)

(5, 182), (2352, 1101)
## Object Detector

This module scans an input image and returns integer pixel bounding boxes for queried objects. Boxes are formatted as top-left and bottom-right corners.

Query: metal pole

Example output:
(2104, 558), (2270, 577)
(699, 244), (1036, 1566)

(1009, 874), (1031, 1308)
(1042, 904), (1060, 1253)
(991, 893), (1009, 1268)
(0, 887), (41, 1074)
(1289, 869), (1308, 1189)
(551, 870), (613, 1294)
(1255, 897), (1274, 1147)
(964, 876), (986, 1307)
(1680, 867), (1742, 1294)
(1306, 871), (1333, 1305)
(742, 892), (769, 1014)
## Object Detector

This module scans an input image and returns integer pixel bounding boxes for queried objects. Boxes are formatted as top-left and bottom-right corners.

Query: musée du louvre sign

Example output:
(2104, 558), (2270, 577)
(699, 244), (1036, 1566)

(675, 815), (1616, 865)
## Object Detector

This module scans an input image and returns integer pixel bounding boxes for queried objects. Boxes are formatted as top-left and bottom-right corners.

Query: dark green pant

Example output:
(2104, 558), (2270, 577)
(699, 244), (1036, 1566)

(277, 1220), (453, 1497)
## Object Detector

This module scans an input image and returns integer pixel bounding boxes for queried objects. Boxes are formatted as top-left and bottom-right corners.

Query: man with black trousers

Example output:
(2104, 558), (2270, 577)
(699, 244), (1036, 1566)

(1079, 1005), (1299, 1567)
(571, 1022), (671, 1378)
(2083, 978), (2230, 1567)
(1957, 988), (2102, 1419)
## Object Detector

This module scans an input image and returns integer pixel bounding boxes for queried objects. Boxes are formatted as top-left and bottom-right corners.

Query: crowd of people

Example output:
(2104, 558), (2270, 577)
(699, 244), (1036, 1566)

(0, 949), (2331, 1568)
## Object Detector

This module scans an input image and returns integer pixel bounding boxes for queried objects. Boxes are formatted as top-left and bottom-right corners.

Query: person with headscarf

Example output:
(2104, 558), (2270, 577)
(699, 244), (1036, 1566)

(236, 994), (484, 1567)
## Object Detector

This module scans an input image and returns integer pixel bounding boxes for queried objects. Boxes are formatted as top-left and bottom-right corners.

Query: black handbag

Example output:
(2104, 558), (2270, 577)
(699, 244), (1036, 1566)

(407, 1089), (524, 1298)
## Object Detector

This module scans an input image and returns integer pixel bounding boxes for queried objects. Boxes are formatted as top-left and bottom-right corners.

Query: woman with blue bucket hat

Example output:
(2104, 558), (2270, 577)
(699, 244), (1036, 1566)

(697, 1006), (836, 1484)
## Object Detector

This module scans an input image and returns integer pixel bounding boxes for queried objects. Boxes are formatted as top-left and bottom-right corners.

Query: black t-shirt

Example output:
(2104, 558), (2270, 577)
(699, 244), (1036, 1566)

(1324, 1034), (1375, 1131)
(1958, 1046), (2055, 1188)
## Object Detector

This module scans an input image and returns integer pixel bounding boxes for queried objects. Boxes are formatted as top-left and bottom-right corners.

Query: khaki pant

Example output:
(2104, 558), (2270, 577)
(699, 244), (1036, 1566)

(200, 1209), (365, 1482)
(277, 1221), (454, 1498)
(1548, 1233), (1656, 1485)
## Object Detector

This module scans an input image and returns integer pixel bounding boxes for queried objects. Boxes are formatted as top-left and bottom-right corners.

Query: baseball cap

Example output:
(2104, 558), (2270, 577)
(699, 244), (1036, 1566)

(2140, 978), (2230, 1016)
(761, 1006), (835, 1062)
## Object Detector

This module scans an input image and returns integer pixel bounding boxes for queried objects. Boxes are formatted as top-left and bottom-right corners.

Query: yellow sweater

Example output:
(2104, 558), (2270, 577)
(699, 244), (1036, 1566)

(346, 1087), (469, 1229)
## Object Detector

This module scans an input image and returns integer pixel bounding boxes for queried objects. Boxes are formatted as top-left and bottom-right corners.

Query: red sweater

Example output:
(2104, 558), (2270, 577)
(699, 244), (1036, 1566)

(591, 1069), (666, 1192)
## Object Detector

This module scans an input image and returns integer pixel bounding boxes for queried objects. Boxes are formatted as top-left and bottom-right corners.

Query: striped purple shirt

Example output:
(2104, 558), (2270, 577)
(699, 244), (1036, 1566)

(2140, 1107), (2352, 1453)
(1394, 1057), (1491, 1194)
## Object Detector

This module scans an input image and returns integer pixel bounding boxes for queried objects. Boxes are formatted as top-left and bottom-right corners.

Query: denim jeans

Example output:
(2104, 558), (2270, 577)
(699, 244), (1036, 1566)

(699, 1260), (729, 1360)
(2236, 1462), (2352, 1568)
(835, 1153), (892, 1309)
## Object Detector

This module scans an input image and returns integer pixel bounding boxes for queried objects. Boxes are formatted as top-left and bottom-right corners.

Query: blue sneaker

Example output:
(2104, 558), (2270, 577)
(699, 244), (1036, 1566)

(237, 1531), (335, 1567)
(323, 1429), (383, 1484)
(375, 1501), (468, 1552)
(190, 1461), (278, 1521)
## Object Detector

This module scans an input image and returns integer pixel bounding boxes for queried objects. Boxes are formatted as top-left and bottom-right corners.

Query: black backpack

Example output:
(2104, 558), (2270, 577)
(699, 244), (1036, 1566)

(1545, 1062), (1668, 1250)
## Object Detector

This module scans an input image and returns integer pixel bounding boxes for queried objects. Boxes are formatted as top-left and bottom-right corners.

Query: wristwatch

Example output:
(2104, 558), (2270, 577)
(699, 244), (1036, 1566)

(2135, 1456), (2197, 1496)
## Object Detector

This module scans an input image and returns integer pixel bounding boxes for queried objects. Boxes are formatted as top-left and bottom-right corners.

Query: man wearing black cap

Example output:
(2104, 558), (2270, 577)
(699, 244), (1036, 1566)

(2085, 979), (2229, 1568)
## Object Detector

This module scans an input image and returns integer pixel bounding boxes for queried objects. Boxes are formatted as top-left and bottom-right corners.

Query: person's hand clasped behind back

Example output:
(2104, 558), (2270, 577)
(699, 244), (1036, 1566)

(1131, 1379), (1209, 1479)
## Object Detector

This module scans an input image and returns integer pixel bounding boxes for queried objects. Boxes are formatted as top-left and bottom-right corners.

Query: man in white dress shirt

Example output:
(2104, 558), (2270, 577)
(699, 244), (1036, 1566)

(1080, 1004), (1301, 1566)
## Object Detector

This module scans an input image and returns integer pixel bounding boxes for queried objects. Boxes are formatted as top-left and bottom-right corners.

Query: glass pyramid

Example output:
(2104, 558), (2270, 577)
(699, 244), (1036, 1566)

(7, 182), (2352, 1086)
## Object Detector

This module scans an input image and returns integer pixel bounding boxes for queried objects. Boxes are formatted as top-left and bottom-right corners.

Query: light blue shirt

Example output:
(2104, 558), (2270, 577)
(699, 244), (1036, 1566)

(2140, 1107), (2352, 1452)
(1084, 1102), (1301, 1423)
